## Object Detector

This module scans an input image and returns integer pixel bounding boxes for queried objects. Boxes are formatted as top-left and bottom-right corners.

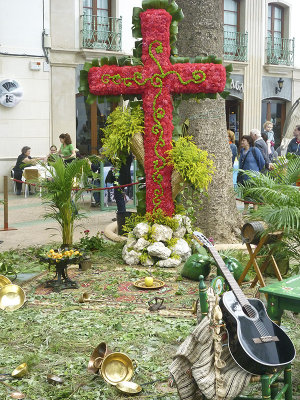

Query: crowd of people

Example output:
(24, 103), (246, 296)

(228, 121), (300, 188)
(12, 133), (133, 215)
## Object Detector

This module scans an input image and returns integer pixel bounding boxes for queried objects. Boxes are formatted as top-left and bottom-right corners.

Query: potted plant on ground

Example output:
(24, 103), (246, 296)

(40, 156), (90, 247)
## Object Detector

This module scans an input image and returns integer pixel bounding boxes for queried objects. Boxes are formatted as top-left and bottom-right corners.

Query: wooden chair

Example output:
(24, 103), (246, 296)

(198, 276), (293, 400)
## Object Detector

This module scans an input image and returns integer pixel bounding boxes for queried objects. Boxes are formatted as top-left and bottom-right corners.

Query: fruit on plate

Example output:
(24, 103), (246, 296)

(144, 276), (154, 287)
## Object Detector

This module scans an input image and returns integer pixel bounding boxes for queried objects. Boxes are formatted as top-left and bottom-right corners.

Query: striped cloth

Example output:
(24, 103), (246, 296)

(170, 289), (252, 399)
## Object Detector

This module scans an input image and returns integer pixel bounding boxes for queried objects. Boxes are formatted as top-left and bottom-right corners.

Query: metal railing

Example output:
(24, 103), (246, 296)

(81, 14), (122, 51)
(266, 36), (294, 66)
(224, 31), (248, 62)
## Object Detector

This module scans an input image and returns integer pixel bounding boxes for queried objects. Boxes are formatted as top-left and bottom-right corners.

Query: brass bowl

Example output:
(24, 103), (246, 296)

(101, 353), (134, 385)
(0, 275), (12, 289)
(116, 381), (142, 395)
(0, 284), (26, 311)
(11, 363), (28, 378)
(87, 342), (110, 374)
(47, 374), (64, 385)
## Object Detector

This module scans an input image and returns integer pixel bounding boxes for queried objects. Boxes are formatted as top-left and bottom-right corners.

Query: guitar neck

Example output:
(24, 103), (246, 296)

(208, 247), (249, 306)
(193, 232), (249, 307)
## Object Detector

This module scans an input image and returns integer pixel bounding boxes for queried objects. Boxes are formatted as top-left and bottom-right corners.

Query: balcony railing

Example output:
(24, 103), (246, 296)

(224, 31), (248, 62)
(266, 36), (294, 66)
(81, 14), (122, 51)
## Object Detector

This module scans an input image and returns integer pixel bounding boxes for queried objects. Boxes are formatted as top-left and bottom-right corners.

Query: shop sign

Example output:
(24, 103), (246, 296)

(0, 79), (23, 108)
(231, 79), (244, 93)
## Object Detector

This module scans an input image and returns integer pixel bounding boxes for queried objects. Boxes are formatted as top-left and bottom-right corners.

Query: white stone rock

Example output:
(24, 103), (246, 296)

(147, 242), (172, 260)
(133, 238), (150, 252)
(122, 245), (141, 265)
(133, 222), (150, 238)
(151, 224), (173, 242)
(174, 214), (184, 228)
(141, 255), (155, 266)
(170, 238), (192, 261)
(156, 258), (182, 268)
(182, 216), (192, 233)
(126, 234), (137, 248)
(173, 226), (186, 238)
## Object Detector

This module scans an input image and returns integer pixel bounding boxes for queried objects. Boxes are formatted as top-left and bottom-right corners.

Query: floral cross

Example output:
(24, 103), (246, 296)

(87, 9), (226, 216)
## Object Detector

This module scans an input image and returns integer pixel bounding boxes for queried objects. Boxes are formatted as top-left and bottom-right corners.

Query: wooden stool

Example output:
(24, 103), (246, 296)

(238, 224), (284, 288)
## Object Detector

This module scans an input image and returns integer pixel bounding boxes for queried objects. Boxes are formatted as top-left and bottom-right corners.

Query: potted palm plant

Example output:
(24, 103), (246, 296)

(40, 156), (90, 247)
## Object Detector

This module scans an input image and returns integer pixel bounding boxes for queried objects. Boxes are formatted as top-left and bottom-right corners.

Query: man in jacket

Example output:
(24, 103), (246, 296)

(250, 129), (270, 170)
(287, 125), (300, 156)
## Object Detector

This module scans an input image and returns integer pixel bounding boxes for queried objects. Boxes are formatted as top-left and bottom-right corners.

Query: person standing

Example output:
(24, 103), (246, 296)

(57, 133), (76, 164)
(114, 154), (133, 213)
(228, 130), (237, 166)
(287, 125), (300, 156)
(250, 129), (270, 170)
(238, 136), (265, 185)
(238, 135), (265, 213)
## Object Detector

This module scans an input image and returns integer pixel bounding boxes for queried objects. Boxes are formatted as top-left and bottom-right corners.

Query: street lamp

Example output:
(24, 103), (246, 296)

(275, 77), (284, 94)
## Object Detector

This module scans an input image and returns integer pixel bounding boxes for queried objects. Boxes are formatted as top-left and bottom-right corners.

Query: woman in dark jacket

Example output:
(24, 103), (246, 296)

(13, 146), (35, 195)
(238, 136), (265, 185)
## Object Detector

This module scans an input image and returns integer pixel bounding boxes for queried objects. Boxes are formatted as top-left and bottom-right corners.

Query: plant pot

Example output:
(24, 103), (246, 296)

(117, 211), (136, 236)
(80, 259), (92, 271)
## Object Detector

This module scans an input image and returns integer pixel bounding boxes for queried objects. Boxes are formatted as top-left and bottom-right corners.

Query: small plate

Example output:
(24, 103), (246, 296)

(133, 278), (165, 290)
(116, 381), (142, 395)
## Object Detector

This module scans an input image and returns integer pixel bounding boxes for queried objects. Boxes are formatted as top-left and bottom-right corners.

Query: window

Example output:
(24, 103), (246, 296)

(83, 0), (111, 44)
(268, 4), (283, 40)
(224, 0), (239, 33)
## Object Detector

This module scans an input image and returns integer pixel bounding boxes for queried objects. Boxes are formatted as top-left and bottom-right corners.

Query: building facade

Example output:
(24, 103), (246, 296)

(0, 0), (141, 191)
(224, 0), (300, 148)
(0, 0), (299, 191)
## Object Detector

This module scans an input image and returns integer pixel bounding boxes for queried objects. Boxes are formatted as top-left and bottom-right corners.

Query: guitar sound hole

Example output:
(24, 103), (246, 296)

(242, 304), (257, 319)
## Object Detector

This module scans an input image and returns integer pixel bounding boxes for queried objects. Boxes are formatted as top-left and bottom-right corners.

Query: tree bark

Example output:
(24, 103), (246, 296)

(176, 0), (242, 242)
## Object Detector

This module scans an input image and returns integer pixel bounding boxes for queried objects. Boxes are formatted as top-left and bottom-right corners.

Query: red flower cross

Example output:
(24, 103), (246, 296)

(88, 9), (226, 216)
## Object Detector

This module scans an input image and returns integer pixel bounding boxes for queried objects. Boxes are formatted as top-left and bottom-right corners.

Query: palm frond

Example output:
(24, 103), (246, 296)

(248, 205), (300, 232)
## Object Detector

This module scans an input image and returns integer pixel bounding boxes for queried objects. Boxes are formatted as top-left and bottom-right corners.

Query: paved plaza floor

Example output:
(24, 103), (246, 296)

(0, 192), (117, 251)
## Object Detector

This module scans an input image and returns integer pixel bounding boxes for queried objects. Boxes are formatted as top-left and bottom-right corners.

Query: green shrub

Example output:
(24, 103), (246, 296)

(166, 136), (215, 190)
(101, 105), (144, 167)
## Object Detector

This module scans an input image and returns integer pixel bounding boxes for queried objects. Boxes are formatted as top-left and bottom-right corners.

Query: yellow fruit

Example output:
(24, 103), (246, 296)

(144, 277), (154, 287)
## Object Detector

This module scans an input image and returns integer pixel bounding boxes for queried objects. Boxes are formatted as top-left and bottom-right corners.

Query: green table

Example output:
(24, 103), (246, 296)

(259, 275), (300, 325)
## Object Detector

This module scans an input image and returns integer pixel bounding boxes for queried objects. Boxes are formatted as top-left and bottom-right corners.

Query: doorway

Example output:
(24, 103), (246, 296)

(225, 98), (243, 145)
(261, 100), (286, 149)
(76, 94), (115, 156)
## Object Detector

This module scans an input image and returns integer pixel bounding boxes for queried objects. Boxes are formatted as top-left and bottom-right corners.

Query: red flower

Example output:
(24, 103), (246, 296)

(84, 230), (90, 234)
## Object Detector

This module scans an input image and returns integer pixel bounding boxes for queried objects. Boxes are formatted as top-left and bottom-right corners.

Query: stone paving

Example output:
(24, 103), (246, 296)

(0, 192), (117, 251)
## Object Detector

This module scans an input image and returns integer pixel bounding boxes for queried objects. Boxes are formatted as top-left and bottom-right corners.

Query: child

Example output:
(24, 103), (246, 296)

(263, 121), (275, 147)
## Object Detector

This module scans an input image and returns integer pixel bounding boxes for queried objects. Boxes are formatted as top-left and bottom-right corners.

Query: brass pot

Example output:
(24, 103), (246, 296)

(100, 352), (135, 385)
(87, 342), (111, 374)
(116, 381), (142, 395)
(11, 363), (28, 378)
(0, 284), (26, 311)
(0, 275), (12, 289)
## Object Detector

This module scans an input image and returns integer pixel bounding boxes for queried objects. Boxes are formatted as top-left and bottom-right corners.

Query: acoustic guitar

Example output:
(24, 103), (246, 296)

(193, 231), (295, 375)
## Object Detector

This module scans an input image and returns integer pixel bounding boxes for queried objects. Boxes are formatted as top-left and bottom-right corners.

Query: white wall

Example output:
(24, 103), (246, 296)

(119, 0), (142, 55)
(0, 0), (45, 55)
(0, 0), (50, 191)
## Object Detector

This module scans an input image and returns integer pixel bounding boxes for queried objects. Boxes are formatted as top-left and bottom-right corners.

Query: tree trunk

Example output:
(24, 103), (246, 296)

(176, 0), (242, 242)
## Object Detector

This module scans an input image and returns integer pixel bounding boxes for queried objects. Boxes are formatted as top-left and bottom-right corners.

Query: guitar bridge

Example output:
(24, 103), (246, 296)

(253, 336), (279, 344)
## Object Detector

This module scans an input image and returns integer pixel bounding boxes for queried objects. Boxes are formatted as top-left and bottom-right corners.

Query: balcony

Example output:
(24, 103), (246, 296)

(224, 31), (248, 62)
(266, 36), (294, 66)
(81, 14), (122, 51)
